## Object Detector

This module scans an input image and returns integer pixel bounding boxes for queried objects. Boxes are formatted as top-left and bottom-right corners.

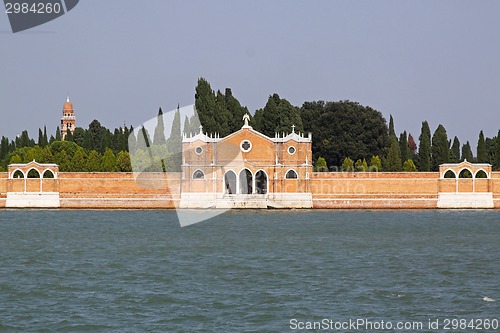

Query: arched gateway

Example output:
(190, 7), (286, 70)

(180, 115), (313, 208)
(438, 160), (493, 208)
(6, 160), (60, 208)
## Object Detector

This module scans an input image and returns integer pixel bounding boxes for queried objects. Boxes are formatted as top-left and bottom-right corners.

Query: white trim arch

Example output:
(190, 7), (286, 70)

(458, 168), (474, 178)
(26, 168), (41, 179)
(285, 169), (298, 179)
(10, 169), (25, 179)
(442, 169), (457, 179)
(474, 168), (490, 179)
(42, 169), (56, 179)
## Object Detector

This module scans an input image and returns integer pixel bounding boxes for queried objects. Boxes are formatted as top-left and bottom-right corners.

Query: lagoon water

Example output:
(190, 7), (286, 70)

(0, 210), (499, 332)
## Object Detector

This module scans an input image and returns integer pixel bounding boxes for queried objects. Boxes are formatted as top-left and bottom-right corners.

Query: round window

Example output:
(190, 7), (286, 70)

(195, 146), (203, 155)
(288, 146), (296, 155)
(240, 140), (252, 152)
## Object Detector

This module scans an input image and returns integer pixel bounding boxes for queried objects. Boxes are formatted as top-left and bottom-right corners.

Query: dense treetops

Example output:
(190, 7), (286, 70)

(1, 77), (500, 172)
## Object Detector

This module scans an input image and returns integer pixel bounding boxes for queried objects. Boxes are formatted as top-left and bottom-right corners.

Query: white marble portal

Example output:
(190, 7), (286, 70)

(437, 192), (493, 209)
(6, 192), (60, 208)
(179, 192), (313, 209)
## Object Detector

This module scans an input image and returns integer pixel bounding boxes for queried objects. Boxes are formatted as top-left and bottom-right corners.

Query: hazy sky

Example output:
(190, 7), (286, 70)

(1, 0), (500, 149)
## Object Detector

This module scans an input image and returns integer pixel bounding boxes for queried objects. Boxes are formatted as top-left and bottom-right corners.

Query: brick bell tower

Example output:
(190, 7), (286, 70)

(61, 97), (76, 139)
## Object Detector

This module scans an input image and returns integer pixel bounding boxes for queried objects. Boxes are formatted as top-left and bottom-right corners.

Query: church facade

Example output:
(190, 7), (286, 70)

(179, 115), (314, 208)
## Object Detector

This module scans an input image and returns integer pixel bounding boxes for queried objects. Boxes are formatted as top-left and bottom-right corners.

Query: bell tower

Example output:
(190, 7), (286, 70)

(60, 97), (76, 139)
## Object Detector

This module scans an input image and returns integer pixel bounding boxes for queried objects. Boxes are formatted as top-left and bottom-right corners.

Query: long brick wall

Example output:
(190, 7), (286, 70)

(1, 171), (500, 209)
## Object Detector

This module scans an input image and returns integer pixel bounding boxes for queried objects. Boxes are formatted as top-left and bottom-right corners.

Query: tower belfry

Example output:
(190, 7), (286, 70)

(61, 97), (76, 139)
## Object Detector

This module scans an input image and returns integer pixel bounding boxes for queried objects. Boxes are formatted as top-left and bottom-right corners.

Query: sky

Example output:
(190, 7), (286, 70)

(1, 0), (500, 150)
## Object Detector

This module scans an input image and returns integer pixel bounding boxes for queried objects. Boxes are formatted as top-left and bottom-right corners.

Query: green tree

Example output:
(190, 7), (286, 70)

(495, 130), (500, 170)
(402, 159), (418, 172)
(253, 93), (303, 137)
(65, 129), (74, 142)
(86, 150), (101, 171)
(10, 154), (22, 164)
(54, 150), (71, 171)
(116, 151), (132, 172)
(341, 157), (354, 172)
(355, 158), (368, 172)
(73, 127), (86, 147)
(476, 130), (487, 163)
(166, 107), (182, 171)
(194, 77), (221, 135)
(431, 124), (449, 171)
(301, 100), (389, 167)
(88, 119), (104, 151)
(461, 141), (474, 162)
(315, 157), (328, 172)
(55, 126), (61, 141)
(153, 108), (167, 145)
(418, 121), (431, 171)
(43, 126), (48, 147)
(370, 155), (382, 172)
(450, 136), (461, 163)
(38, 128), (44, 147)
(100, 148), (117, 172)
(225, 88), (250, 133)
(70, 148), (88, 172)
(385, 136), (402, 171)
(388, 115), (396, 139)
(399, 131), (409, 163)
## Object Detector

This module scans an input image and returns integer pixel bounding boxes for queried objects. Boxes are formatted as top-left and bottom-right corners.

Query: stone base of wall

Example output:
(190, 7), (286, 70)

(313, 197), (438, 209)
(60, 197), (178, 209)
(6, 192), (60, 208)
(180, 192), (313, 209)
(437, 192), (494, 209)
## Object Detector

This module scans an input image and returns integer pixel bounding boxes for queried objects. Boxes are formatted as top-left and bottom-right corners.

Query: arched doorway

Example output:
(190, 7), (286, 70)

(239, 169), (253, 194)
(255, 170), (267, 194)
(224, 170), (237, 194)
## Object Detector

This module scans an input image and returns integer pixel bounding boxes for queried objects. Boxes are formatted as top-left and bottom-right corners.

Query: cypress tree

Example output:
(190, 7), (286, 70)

(431, 124), (449, 171)
(195, 77), (219, 135)
(476, 130), (487, 163)
(399, 131), (409, 163)
(65, 130), (74, 142)
(225, 88), (249, 133)
(43, 126), (48, 147)
(55, 126), (61, 141)
(418, 121), (431, 171)
(38, 128), (44, 147)
(183, 115), (191, 136)
(0, 136), (9, 160)
(315, 157), (328, 172)
(388, 115), (396, 139)
(153, 108), (167, 145)
(386, 136), (402, 171)
(461, 141), (474, 162)
(495, 130), (500, 170)
(370, 155), (382, 172)
(127, 126), (136, 153)
(167, 107), (182, 171)
(450, 136), (461, 163)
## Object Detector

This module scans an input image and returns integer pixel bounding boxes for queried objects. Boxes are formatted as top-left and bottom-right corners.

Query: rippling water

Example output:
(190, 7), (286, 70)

(0, 209), (499, 332)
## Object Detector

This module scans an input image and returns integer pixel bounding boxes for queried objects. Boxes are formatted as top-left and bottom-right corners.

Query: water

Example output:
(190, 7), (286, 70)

(0, 210), (499, 332)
